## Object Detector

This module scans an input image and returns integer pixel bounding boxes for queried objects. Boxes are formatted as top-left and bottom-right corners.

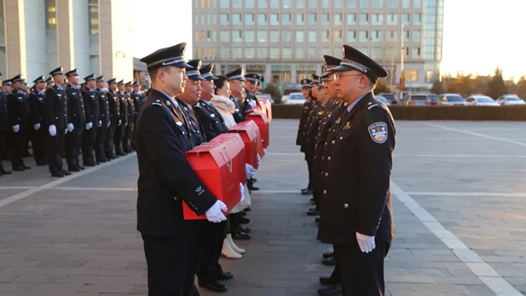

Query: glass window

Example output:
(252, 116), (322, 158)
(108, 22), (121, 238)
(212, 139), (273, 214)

(232, 30), (242, 42)
(387, 0), (398, 7)
(347, 13), (356, 25)
(322, 30), (329, 41)
(282, 47), (293, 59)
(297, 0), (304, 8)
(414, 0), (421, 8)
(372, 13), (383, 25)
(359, 13), (368, 25)
(334, 30), (342, 41)
(245, 14), (255, 25)
(358, 47), (368, 55)
(360, 0), (368, 8)
(335, 0), (343, 8)
(257, 47), (268, 59)
(245, 48), (255, 59)
(296, 48), (305, 59)
(297, 14), (304, 25)
(322, 0), (330, 8)
(233, 47), (242, 58)
(405, 70), (418, 81)
(309, 0), (316, 8)
(347, 30), (356, 41)
(246, 0), (255, 7)
(387, 13), (398, 25)
(258, 30), (267, 42)
(309, 30), (317, 42)
(220, 48), (230, 59)
(372, 0), (383, 8)
(283, 14), (292, 25)
(270, 14), (279, 25)
(372, 30), (383, 42)
(283, 0), (292, 8)
(296, 31), (304, 42)
(212, 14), (217, 25)
(308, 47), (316, 59)
(220, 31), (230, 42)
(258, 0), (267, 8)
(220, 14), (229, 25)
(270, 47), (280, 59)
(309, 13), (316, 25)
(322, 14), (330, 25)
(282, 30), (292, 41)
(258, 13), (267, 24)
(359, 30), (368, 42)
(347, 0), (356, 7)
(320, 47), (331, 56)
(219, 0), (229, 8)
(402, 13), (410, 25)
(334, 14), (342, 25)
(233, 0), (242, 7)
(413, 13), (421, 25)
(270, 31), (279, 42)
(245, 31), (255, 42)
(413, 30), (421, 42)
(372, 48), (383, 59)
(402, 0), (410, 8)
(404, 30), (410, 42)
(233, 14), (242, 25)
(412, 47), (421, 59)
(387, 30), (397, 41)
(88, 1), (99, 35)
(271, 0), (279, 7)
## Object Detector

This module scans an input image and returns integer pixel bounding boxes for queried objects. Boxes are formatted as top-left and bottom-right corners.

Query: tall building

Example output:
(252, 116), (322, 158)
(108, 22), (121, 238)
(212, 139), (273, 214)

(193, 0), (443, 92)
(0, 0), (132, 83)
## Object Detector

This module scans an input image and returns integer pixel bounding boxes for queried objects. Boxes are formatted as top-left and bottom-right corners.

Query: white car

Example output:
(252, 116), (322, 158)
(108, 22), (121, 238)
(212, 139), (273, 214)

(496, 95), (525, 106)
(465, 95), (499, 106)
(284, 92), (306, 105)
(439, 93), (467, 106)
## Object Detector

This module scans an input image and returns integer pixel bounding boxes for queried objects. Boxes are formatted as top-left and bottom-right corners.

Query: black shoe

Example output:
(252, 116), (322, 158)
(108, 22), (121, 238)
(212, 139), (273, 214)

(232, 230), (251, 240)
(315, 217), (320, 223)
(251, 178), (257, 182)
(322, 256), (336, 266)
(12, 166), (25, 171)
(84, 162), (96, 166)
(301, 188), (313, 195)
(51, 172), (65, 178)
(322, 252), (334, 259)
(239, 217), (250, 224)
(22, 165), (31, 170)
(243, 207), (251, 212)
(238, 225), (251, 233)
(0, 168), (11, 174)
(68, 167), (81, 172)
(319, 276), (338, 286)
(97, 159), (106, 163)
(247, 184), (260, 191)
(310, 197), (315, 201)
(36, 162), (47, 166)
(79, 166), (85, 170)
(307, 208), (321, 216)
(238, 211), (247, 217)
(198, 280), (227, 293)
(61, 170), (72, 176)
(218, 272), (234, 281)
(318, 284), (342, 296)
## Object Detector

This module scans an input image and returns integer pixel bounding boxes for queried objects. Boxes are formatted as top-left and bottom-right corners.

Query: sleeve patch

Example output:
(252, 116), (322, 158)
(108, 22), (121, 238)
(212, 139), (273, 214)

(368, 122), (388, 144)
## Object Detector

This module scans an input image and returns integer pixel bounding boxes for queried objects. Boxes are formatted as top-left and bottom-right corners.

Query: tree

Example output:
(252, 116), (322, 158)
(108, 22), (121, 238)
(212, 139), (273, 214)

(516, 76), (526, 100)
(430, 80), (445, 94)
(261, 83), (283, 103)
(486, 67), (507, 99)
(373, 78), (390, 94)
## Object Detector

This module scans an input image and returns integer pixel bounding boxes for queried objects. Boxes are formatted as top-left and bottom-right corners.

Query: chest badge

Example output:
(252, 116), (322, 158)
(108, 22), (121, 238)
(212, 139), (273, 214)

(368, 122), (388, 144)
(343, 122), (351, 130)
(335, 117), (341, 124)
(176, 121), (183, 126)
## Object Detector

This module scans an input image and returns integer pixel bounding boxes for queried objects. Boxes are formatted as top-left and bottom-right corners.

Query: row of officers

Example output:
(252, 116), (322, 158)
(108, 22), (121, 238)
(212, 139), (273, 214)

(0, 69), (145, 177)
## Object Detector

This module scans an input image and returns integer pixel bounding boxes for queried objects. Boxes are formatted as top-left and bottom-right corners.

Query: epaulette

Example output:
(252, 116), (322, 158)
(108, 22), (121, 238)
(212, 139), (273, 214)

(152, 99), (162, 107)
(368, 101), (378, 110)
(194, 102), (202, 108)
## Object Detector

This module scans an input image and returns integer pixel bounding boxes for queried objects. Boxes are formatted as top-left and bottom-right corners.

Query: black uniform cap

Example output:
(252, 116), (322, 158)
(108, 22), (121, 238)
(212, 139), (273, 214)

(140, 42), (192, 71)
(225, 68), (246, 81)
(65, 69), (79, 77)
(11, 74), (24, 83)
(107, 78), (117, 85)
(132, 81), (140, 87)
(245, 73), (261, 84)
(332, 44), (388, 83)
(3, 79), (12, 86)
(311, 74), (320, 85)
(96, 75), (104, 82)
(117, 80), (124, 86)
(46, 77), (53, 84)
(33, 76), (46, 83)
(187, 59), (205, 81)
(49, 67), (64, 76)
(84, 74), (95, 82)
(323, 55), (343, 73)
(200, 63), (219, 81)
(125, 81), (132, 87)
(301, 79), (312, 88)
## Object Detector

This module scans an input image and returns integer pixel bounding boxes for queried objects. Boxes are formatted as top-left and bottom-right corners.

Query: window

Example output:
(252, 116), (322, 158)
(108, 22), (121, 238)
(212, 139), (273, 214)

(322, 14), (330, 25)
(334, 30), (342, 41)
(220, 13), (229, 25)
(413, 30), (421, 42)
(270, 47), (280, 59)
(258, 0), (267, 8)
(88, 1), (99, 35)
(296, 31), (304, 42)
(283, 14), (292, 25)
(371, 48), (383, 59)
(220, 31), (230, 42)
(283, 0), (292, 8)
(309, 13), (316, 25)
(308, 47), (316, 59)
(258, 30), (267, 42)
(347, 13), (356, 25)
(258, 47), (268, 59)
(414, 0), (421, 8)
(233, 47), (243, 58)
(309, 30), (317, 42)
(334, 14), (342, 25)
(245, 48), (255, 59)
(405, 70), (418, 82)
(404, 30), (410, 42)
(322, 30), (329, 41)
(322, 0), (330, 8)
(360, 0), (368, 8)
(232, 30), (242, 42)
(219, 0), (229, 8)
(371, 30), (383, 42)
(347, 30), (356, 41)
(297, 0), (304, 8)
(282, 31), (292, 41)
(246, 14), (255, 25)
(358, 47), (368, 55)
(402, 13), (410, 25)
(233, 0), (242, 7)
(233, 14), (242, 25)
(219, 48), (229, 59)
(372, 0), (383, 8)
(359, 13), (368, 25)
(387, 13), (398, 25)
(296, 48), (305, 59)
(413, 13), (421, 25)
(388, 0), (398, 7)
(258, 13), (267, 24)
(335, 0), (343, 8)
(359, 30), (368, 42)
(309, 0), (316, 8)
(271, 0), (279, 7)
(270, 14), (279, 25)
(372, 13), (383, 25)
(282, 47), (293, 59)
(412, 47), (421, 59)
(270, 31), (279, 42)
(245, 31), (255, 42)
(348, 0), (356, 7)
(387, 30), (397, 41)
(246, 0), (255, 7)
(402, 0), (410, 8)
(297, 14), (304, 25)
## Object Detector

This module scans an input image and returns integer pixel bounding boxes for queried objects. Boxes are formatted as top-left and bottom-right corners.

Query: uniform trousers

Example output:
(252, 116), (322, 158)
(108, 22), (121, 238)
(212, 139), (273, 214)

(114, 124), (125, 155)
(333, 242), (390, 296)
(10, 128), (28, 168)
(123, 123), (133, 153)
(66, 128), (83, 170)
(196, 220), (227, 283)
(95, 125), (107, 161)
(0, 131), (7, 170)
(46, 128), (65, 174)
(306, 157), (313, 190)
(105, 125), (116, 158)
(32, 128), (47, 164)
(82, 127), (97, 164)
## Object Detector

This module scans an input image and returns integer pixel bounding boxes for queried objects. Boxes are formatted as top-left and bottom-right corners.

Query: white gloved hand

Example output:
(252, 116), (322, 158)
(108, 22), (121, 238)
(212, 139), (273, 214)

(98, 120), (102, 127)
(249, 100), (256, 107)
(49, 124), (57, 137)
(118, 119), (122, 126)
(86, 122), (93, 130)
(107, 121), (111, 127)
(246, 163), (256, 179)
(356, 232), (376, 253)
(239, 183), (246, 203)
(205, 200), (228, 223)
(12, 124), (20, 133)
(34, 123), (41, 131)
(67, 123), (74, 132)
(263, 148), (267, 156)
(125, 122), (128, 126)
(257, 154), (262, 166)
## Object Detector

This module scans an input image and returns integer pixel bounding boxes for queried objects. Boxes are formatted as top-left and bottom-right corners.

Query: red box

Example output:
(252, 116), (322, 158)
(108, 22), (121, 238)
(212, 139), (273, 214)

(183, 133), (246, 220)
(247, 112), (270, 148)
(258, 98), (272, 122)
(229, 120), (261, 169)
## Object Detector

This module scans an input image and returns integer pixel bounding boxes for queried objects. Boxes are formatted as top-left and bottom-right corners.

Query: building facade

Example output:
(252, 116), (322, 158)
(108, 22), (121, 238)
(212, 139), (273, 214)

(193, 0), (443, 92)
(0, 0), (132, 84)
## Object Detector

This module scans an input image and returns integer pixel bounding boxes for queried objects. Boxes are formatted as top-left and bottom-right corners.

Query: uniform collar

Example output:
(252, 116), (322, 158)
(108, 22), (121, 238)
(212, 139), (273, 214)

(156, 89), (179, 108)
(346, 92), (370, 112)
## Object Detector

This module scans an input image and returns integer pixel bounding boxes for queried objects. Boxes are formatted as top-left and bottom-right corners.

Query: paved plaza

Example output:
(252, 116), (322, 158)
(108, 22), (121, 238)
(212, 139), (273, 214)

(0, 119), (525, 296)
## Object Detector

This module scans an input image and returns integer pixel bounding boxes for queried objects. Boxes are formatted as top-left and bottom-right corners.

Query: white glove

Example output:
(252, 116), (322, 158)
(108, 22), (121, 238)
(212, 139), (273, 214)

(118, 119), (122, 126)
(34, 123), (41, 130)
(67, 123), (74, 132)
(239, 183), (246, 203)
(263, 148), (267, 156)
(249, 100), (256, 107)
(125, 122), (128, 126)
(86, 122), (93, 130)
(12, 124), (20, 133)
(49, 125), (57, 137)
(205, 200), (228, 223)
(257, 154), (262, 166)
(246, 164), (256, 179)
(356, 232), (376, 253)
(107, 121), (111, 127)
(98, 120), (102, 127)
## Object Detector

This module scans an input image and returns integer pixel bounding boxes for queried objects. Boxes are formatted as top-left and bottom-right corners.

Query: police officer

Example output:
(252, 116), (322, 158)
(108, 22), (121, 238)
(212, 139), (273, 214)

(317, 45), (395, 296)
(130, 81), (143, 150)
(29, 76), (48, 166)
(0, 75), (11, 176)
(45, 67), (70, 177)
(115, 80), (127, 155)
(136, 42), (227, 296)
(7, 75), (30, 171)
(225, 68), (247, 123)
(64, 69), (86, 172)
(243, 73), (260, 112)
(81, 74), (100, 166)
(96, 76), (110, 162)
(193, 75), (229, 141)
(46, 77), (54, 90)
(296, 79), (314, 195)
(123, 82), (135, 153)
(105, 78), (120, 159)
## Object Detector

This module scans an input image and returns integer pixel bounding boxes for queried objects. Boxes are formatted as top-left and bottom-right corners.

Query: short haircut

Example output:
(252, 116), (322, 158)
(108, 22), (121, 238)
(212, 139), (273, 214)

(148, 66), (173, 83)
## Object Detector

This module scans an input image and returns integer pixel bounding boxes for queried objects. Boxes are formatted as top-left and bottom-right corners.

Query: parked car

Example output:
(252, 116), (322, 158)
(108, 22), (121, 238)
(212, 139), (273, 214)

(284, 92), (306, 105)
(465, 95), (499, 106)
(256, 93), (274, 103)
(496, 94), (525, 106)
(377, 93), (399, 104)
(376, 95), (390, 105)
(439, 93), (467, 106)
(427, 94), (439, 105)
(405, 94), (431, 106)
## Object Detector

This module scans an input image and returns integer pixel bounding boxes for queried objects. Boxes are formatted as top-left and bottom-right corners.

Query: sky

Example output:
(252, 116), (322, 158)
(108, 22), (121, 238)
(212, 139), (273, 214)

(132, 0), (526, 81)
